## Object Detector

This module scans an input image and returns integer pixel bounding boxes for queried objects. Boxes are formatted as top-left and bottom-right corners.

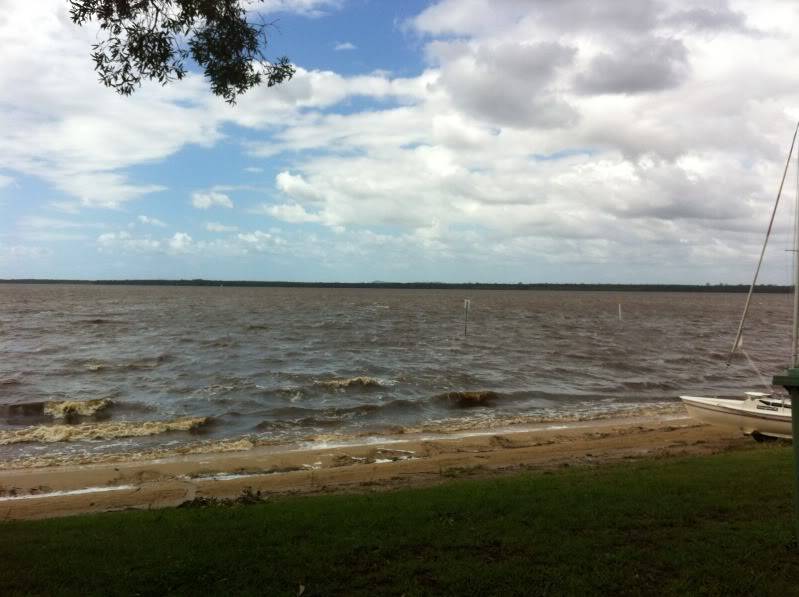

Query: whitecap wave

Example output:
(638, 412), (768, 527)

(44, 398), (112, 419)
(0, 416), (209, 445)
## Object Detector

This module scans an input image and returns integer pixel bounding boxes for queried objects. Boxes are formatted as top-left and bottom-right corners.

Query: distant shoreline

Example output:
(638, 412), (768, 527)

(0, 279), (791, 292)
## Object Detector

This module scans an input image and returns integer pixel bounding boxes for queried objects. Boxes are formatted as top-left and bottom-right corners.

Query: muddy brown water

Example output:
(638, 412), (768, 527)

(0, 284), (791, 464)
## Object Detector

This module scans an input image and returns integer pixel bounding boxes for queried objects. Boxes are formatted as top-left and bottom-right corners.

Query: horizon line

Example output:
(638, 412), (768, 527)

(0, 279), (791, 292)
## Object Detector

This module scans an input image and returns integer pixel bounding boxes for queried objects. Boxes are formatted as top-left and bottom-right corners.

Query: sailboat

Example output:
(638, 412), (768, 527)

(680, 393), (791, 440)
(680, 123), (799, 440)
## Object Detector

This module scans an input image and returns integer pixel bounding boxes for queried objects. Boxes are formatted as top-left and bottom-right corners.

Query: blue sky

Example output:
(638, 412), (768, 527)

(2, 0), (799, 282)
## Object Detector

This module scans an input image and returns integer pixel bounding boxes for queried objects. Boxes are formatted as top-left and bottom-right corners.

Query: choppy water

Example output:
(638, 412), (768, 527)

(0, 284), (792, 465)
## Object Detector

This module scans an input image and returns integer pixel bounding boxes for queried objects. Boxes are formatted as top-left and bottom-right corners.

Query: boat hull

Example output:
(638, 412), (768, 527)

(680, 395), (792, 439)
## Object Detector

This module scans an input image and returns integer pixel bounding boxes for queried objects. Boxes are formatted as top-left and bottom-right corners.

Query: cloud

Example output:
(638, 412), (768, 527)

(0, 1), (215, 209)
(411, 0), (662, 37)
(0, 1), (360, 212)
(0, 2), (427, 214)
(48, 201), (81, 214)
(258, 203), (322, 223)
(97, 231), (161, 252)
(138, 215), (167, 227)
(7, 0), (799, 282)
(428, 40), (578, 128)
(244, 166), (264, 173)
(334, 42), (357, 51)
(191, 191), (234, 210)
(206, 222), (239, 233)
(94, 228), (291, 259)
(574, 38), (690, 95)
(168, 232), (193, 253)
(17, 216), (104, 242)
(237, 230), (286, 252)
(256, 0), (342, 17)
(0, 244), (52, 261)
(664, 6), (755, 33)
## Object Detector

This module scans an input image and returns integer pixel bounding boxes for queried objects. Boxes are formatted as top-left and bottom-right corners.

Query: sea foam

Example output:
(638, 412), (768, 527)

(44, 398), (112, 419)
(0, 416), (209, 445)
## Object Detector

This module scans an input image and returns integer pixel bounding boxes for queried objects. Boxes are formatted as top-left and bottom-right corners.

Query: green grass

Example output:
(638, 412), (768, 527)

(3, 447), (799, 596)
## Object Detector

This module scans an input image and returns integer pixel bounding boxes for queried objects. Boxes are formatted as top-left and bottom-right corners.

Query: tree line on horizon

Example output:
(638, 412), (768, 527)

(0, 279), (791, 292)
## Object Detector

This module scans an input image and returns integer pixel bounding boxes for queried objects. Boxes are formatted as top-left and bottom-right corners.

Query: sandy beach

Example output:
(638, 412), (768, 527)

(0, 411), (756, 520)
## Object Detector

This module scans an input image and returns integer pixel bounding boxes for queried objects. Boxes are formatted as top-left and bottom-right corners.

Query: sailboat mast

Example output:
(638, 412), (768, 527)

(793, 145), (799, 367)
(727, 121), (799, 365)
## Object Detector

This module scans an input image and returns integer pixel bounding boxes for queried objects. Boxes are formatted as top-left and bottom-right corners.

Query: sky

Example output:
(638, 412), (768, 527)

(2, 0), (799, 283)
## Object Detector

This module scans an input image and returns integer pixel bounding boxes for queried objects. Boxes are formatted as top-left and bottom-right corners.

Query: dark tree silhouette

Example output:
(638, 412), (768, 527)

(69, 0), (295, 103)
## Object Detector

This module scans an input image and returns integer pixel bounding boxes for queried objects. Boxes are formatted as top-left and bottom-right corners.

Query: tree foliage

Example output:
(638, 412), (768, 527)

(69, 0), (295, 103)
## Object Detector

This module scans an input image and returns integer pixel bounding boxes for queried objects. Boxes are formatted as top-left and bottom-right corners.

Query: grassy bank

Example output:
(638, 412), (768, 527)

(3, 447), (799, 596)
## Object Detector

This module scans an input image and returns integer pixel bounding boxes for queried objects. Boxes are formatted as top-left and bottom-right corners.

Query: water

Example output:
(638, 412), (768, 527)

(0, 284), (792, 465)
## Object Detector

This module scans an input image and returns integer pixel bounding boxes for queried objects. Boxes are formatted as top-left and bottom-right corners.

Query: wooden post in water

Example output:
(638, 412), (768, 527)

(463, 299), (471, 338)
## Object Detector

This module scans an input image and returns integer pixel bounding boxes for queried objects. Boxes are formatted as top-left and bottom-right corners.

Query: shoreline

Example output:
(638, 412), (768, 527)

(0, 410), (756, 520)
(0, 402), (687, 470)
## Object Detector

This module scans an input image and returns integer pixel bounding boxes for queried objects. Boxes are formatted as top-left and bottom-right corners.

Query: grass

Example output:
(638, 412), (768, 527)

(3, 447), (799, 596)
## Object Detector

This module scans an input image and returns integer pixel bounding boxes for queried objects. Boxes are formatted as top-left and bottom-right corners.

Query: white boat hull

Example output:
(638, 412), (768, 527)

(680, 395), (792, 439)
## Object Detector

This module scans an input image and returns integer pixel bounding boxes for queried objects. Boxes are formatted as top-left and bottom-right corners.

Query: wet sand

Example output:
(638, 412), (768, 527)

(0, 412), (757, 521)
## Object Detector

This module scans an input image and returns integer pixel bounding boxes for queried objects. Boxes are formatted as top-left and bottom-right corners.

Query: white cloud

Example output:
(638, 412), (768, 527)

(258, 203), (322, 223)
(16, 216), (105, 242)
(0, 2), (421, 215)
(191, 191), (234, 210)
(334, 42), (357, 51)
(94, 229), (292, 258)
(20, 216), (92, 230)
(97, 231), (161, 252)
(168, 232), (194, 253)
(0, 1), (214, 208)
(256, 0), (341, 17)
(48, 201), (81, 214)
(244, 166), (264, 173)
(238, 230), (286, 252)
(0, 1), (359, 212)
(0, 244), (52, 261)
(7, 0), (799, 282)
(225, 0), (799, 280)
(206, 222), (239, 233)
(138, 215), (167, 227)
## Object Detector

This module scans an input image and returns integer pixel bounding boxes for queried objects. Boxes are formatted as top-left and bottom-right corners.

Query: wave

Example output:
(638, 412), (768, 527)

(74, 318), (125, 325)
(75, 353), (173, 373)
(619, 380), (678, 392)
(433, 391), (502, 408)
(44, 398), (112, 419)
(395, 402), (686, 435)
(0, 416), (210, 445)
(125, 354), (173, 370)
(84, 362), (110, 372)
(0, 403), (687, 470)
(1, 395), (152, 423)
(0, 376), (23, 386)
(200, 338), (239, 348)
(255, 399), (422, 430)
(315, 376), (386, 390)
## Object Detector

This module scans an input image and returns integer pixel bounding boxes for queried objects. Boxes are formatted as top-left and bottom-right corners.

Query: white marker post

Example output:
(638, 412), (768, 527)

(463, 299), (471, 338)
